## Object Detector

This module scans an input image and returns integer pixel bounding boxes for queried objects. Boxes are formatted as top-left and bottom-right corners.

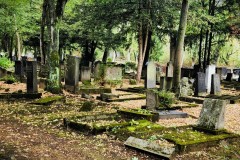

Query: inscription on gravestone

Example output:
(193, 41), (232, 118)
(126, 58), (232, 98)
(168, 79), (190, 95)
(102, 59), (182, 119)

(26, 61), (38, 93)
(198, 98), (226, 130)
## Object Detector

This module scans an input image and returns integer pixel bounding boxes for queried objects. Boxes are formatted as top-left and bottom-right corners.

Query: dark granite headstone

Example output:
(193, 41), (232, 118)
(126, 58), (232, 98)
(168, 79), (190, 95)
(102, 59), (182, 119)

(225, 73), (232, 81)
(15, 60), (23, 77)
(194, 72), (206, 96)
(165, 77), (173, 90)
(210, 74), (221, 95)
(26, 61), (38, 93)
(21, 56), (27, 74)
(65, 56), (80, 92)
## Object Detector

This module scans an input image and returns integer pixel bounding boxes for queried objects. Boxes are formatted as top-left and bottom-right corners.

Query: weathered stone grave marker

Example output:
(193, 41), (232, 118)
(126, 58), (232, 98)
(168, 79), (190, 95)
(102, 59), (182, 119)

(210, 74), (221, 95)
(225, 73), (232, 81)
(205, 65), (216, 93)
(197, 98), (226, 130)
(166, 61), (173, 77)
(65, 56), (80, 93)
(194, 72), (206, 96)
(160, 76), (166, 90)
(145, 61), (156, 89)
(15, 60), (24, 77)
(80, 66), (91, 82)
(26, 61), (38, 93)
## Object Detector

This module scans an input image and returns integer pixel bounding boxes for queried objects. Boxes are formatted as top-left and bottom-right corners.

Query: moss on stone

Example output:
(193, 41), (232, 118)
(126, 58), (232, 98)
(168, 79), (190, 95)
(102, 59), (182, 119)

(33, 96), (64, 105)
(79, 101), (95, 112)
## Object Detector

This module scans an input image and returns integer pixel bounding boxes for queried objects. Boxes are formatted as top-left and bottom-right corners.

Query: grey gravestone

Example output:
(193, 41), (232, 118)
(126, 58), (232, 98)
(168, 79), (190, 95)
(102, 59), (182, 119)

(65, 56), (80, 92)
(80, 66), (91, 81)
(26, 61), (38, 93)
(104, 65), (122, 81)
(94, 61), (102, 79)
(205, 65), (216, 93)
(180, 77), (193, 97)
(145, 61), (156, 88)
(165, 77), (173, 90)
(146, 89), (158, 110)
(194, 72), (206, 96)
(166, 61), (173, 77)
(210, 74), (221, 95)
(15, 60), (24, 77)
(216, 67), (227, 80)
(160, 77), (166, 90)
(198, 98), (226, 130)
(225, 73), (232, 81)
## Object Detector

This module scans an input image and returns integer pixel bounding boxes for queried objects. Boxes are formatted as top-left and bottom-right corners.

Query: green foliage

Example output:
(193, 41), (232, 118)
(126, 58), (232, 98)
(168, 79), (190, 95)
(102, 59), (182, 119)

(0, 75), (17, 84)
(0, 56), (14, 69)
(79, 101), (95, 112)
(154, 90), (176, 108)
(129, 79), (137, 85)
(125, 62), (136, 70)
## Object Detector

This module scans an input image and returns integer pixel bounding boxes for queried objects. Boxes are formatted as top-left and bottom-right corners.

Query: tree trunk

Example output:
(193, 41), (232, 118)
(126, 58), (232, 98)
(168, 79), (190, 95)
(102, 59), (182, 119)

(170, 33), (177, 63)
(102, 48), (109, 63)
(198, 28), (203, 69)
(203, 30), (209, 71)
(207, 0), (215, 65)
(173, 0), (189, 92)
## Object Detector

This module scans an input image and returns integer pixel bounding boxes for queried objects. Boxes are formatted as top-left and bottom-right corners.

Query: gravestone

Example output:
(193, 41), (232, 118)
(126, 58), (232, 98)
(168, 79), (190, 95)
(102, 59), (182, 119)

(80, 66), (91, 82)
(21, 56), (27, 74)
(180, 77), (193, 97)
(166, 61), (173, 77)
(160, 77), (166, 90)
(145, 61), (156, 88)
(197, 98), (226, 130)
(210, 74), (221, 95)
(225, 73), (232, 81)
(65, 56), (80, 93)
(26, 61), (38, 93)
(194, 72), (206, 96)
(94, 61), (102, 79)
(146, 89), (158, 110)
(104, 65), (123, 81)
(216, 67), (227, 80)
(205, 65), (216, 93)
(165, 77), (173, 90)
(15, 60), (24, 77)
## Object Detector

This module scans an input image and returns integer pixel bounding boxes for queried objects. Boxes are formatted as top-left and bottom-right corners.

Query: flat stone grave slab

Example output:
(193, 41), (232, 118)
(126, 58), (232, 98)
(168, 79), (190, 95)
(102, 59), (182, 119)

(102, 94), (146, 102)
(0, 93), (42, 99)
(116, 87), (146, 93)
(32, 96), (65, 105)
(117, 109), (159, 122)
(157, 110), (188, 119)
(78, 88), (111, 94)
(121, 126), (239, 158)
(179, 96), (204, 104)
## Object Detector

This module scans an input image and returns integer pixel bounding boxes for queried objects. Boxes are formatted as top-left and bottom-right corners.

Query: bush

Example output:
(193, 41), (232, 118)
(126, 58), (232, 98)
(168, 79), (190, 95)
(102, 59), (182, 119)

(79, 101), (95, 112)
(155, 90), (175, 108)
(0, 75), (17, 84)
(0, 56), (14, 69)
(129, 79), (137, 85)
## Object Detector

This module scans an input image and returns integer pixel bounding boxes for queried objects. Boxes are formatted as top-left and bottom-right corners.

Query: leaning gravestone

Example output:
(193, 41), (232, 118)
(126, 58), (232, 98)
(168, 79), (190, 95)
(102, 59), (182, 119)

(80, 66), (91, 82)
(210, 74), (221, 95)
(65, 56), (80, 93)
(145, 61), (156, 88)
(198, 98), (226, 130)
(205, 65), (216, 93)
(194, 72), (206, 96)
(26, 61), (38, 93)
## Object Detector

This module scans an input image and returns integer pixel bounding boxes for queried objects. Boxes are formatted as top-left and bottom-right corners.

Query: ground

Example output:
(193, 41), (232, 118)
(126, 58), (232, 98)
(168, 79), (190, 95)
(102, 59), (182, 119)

(0, 81), (239, 160)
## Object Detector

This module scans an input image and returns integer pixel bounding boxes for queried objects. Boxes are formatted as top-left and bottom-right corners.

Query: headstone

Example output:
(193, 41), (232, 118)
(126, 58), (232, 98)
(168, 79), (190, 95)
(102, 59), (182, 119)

(15, 60), (24, 77)
(225, 73), (232, 81)
(180, 77), (193, 97)
(104, 65), (123, 81)
(197, 98), (226, 130)
(165, 77), (173, 90)
(160, 77), (166, 90)
(146, 89), (158, 110)
(216, 67), (227, 80)
(80, 66), (91, 81)
(210, 74), (221, 95)
(26, 61), (38, 93)
(166, 61), (173, 77)
(205, 65), (216, 93)
(21, 56), (27, 74)
(65, 56), (80, 93)
(194, 72), (206, 96)
(94, 61), (102, 79)
(145, 61), (156, 88)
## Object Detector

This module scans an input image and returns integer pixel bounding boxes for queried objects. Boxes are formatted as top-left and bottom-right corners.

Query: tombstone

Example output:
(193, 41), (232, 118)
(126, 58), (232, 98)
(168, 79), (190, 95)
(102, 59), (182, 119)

(181, 68), (193, 78)
(26, 61), (38, 93)
(21, 56), (28, 73)
(216, 67), (227, 80)
(193, 65), (200, 78)
(194, 72), (206, 96)
(180, 77), (193, 97)
(159, 77), (166, 90)
(210, 74), (221, 95)
(15, 60), (24, 77)
(65, 56), (80, 93)
(104, 65), (123, 81)
(225, 73), (232, 81)
(166, 61), (173, 77)
(80, 66), (91, 82)
(94, 61), (102, 79)
(205, 65), (216, 93)
(197, 98), (226, 130)
(146, 89), (158, 111)
(165, 77), (173, 90)
(145, 61), (156, 88)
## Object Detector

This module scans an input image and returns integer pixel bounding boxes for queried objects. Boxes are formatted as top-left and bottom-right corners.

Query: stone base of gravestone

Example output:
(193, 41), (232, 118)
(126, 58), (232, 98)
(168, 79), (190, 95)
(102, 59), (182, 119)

(225, 73), (232, 81)
(165, 77), (173, 90)
(197, 98), (226, 130)
(26, 61), (38, 93)
(194, 72), (206, 96)
(146, 90), (158, 111)
(160, 77), (166, 90)
(210, 74), (221, 95)
(80, 66), (91, 82)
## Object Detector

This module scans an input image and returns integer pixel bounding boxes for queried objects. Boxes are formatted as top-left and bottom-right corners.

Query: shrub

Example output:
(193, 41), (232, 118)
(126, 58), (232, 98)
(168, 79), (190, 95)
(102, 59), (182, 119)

(129, 79), (137, 85)
(0, 75), (17, 84)
(155, 90), (175, 108)
(0, 56), (14, 69)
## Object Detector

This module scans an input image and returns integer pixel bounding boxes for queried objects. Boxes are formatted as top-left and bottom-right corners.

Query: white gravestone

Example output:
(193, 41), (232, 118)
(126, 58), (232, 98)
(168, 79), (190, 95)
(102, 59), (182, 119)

(205, 65), (216, 93)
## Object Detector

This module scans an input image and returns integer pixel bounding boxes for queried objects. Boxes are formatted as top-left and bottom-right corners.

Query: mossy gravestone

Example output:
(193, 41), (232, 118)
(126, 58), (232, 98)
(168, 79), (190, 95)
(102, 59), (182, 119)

(198, 98), (226, 130)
